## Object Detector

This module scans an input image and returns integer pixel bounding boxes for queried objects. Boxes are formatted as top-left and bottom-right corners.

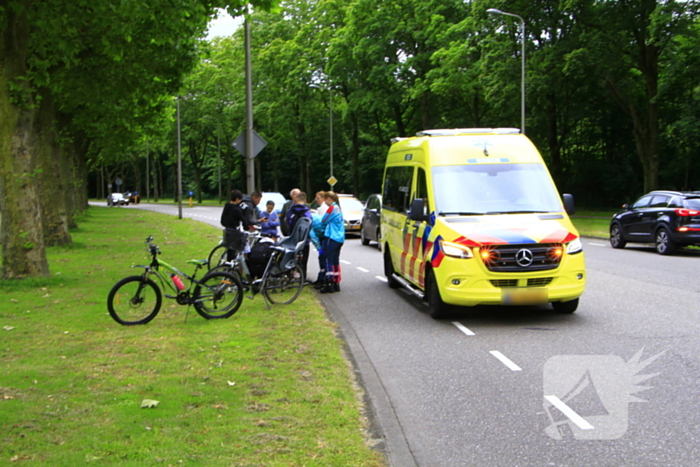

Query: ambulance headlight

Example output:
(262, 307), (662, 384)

(439, 240), (474, 259)
(566, 238), (583, 254)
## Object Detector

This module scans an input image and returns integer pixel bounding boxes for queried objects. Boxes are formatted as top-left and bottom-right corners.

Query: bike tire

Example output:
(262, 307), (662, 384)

(107, 276), (162, 325)
(207, 244), (229, 271)
(193, 270), (244, 319)
(262, 262), (304, 305)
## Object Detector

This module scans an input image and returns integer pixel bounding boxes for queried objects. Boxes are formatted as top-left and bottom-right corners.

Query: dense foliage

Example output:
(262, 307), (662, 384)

(95, 0), (700, 209)
(3, 0), (700, 277)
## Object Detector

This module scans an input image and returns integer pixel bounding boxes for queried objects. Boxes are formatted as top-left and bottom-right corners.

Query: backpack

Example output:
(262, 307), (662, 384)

(286, 204), (310, 234)
(246, 239), (275, 278)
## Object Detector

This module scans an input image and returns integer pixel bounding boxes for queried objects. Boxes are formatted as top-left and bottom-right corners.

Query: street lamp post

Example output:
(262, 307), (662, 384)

(310, 84), (334, 189)
(487, 8), (526, 135)
(176, 96), (183, 219)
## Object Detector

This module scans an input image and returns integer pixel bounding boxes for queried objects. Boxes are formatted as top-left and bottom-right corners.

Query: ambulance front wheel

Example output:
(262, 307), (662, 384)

(426, 269), (451, 320)
(383, 248), (400, 289)
(552, 298), (579, 314)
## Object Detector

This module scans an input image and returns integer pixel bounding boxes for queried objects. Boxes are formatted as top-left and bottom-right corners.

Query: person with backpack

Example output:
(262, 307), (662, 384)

(285, 191), (313, 277)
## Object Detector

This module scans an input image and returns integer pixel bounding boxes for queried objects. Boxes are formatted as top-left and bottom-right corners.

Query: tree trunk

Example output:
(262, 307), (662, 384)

(545, 93), (563, 186)
(36, 90), (72, 246)
(0, 6), (50, 278)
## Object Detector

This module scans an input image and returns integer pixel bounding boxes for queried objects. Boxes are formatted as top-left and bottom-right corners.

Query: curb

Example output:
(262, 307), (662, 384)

(318, 292), (418, 467)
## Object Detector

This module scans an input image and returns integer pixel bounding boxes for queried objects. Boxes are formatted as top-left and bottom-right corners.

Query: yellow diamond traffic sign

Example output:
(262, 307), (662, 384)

(327, 176), (337, 187)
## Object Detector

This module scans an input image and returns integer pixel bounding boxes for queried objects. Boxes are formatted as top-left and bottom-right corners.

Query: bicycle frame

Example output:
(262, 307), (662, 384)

(133, 238), (207, 301)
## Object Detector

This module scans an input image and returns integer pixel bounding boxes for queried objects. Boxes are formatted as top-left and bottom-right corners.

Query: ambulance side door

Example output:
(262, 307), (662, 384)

(406, 167), (430, 287)
(382, 164), (415, 278)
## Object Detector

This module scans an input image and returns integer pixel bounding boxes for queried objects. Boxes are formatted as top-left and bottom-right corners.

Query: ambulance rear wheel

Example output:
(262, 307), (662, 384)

(426, 269), (450, 320)
(383, 248), (400, 289)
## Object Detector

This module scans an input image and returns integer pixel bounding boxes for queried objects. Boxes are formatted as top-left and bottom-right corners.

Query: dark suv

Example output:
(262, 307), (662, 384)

(609, 190), (700, 255)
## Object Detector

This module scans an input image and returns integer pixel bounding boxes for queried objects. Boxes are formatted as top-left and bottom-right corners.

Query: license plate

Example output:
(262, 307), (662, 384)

(351, 225), (361, 230)
(502, 288), (548, 305)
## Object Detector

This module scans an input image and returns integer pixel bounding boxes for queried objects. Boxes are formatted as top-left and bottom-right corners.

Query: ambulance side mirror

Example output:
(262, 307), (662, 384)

(409, 198), (428, 221)
(563, 193), (576, 215)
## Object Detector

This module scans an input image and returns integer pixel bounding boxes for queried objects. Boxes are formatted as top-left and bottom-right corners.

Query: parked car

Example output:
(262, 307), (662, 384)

(337, 194), (364, 233)
(109, 193), (128, 206)
(361, 194), (382, 247)
(609, 190), (700, 255)
(259, 192), (287, 214)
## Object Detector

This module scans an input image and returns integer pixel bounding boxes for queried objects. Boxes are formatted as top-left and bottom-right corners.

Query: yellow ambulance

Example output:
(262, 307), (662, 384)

(381, 128), (585, 319)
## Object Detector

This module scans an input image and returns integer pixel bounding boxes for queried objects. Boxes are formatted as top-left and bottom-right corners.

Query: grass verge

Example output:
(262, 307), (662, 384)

(0, 207), (385, 466)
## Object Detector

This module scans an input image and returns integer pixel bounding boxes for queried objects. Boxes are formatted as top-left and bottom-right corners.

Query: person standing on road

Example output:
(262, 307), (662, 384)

(314, 190), (329, 216)
(280, 188), (301, 236)
(319, 191), (344, 293)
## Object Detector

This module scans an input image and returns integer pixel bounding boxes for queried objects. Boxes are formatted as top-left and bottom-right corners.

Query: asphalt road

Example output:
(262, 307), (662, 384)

(106, 203), (700, 466)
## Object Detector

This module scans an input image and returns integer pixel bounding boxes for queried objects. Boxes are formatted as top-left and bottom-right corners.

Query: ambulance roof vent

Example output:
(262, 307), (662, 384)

(416, 128), (521, 136)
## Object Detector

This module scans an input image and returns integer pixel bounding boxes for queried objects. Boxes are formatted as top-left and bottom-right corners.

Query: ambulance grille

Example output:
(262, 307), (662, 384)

(489, 278), (553, 288)
(481, 244), (562, 272)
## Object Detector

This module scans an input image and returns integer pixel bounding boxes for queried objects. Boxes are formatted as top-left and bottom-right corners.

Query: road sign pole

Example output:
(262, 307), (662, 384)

(245, 14), (255, 194)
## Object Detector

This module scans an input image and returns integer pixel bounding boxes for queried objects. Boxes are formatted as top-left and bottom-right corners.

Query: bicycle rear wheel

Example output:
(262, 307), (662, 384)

(261, 263), (304, 305)
(193, 271), (244, 319)
(107, 276), (162, 325)
(207, 244), (229, 271)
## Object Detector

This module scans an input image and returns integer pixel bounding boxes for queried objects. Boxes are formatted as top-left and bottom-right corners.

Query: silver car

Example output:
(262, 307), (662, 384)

(360, 194), (382, 247)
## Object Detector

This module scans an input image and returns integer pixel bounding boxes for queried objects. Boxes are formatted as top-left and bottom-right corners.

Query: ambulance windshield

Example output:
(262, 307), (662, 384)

(432, 163), (563, 215)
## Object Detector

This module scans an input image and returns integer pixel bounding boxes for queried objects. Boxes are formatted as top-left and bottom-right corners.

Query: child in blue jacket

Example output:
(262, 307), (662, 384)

(259, 201), (280, 238)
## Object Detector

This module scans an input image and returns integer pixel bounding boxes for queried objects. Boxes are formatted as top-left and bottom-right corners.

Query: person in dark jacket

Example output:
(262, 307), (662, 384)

(241, 191), (263, 227)
(285, 191), (313, 277)
(220, 190), (251, 259)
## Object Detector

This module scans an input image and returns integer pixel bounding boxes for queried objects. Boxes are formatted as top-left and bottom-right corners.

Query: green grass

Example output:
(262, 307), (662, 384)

(571, 209), (616, 239)
(0, 207), (385, 466)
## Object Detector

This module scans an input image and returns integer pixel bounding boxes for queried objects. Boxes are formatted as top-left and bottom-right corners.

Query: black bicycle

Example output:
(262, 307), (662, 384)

(107, 236), (244, 325)
(211, 218), (312, 307)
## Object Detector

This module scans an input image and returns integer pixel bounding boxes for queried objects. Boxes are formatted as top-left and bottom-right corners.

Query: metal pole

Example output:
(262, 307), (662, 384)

(216, 121), (222, 204)
(520, 19), (525, 135)
(329, 88), (334, 189)
(176, 97), (183, 219)
(245, 13), (255, 194)
(486, 8), (526, 134)
(146, 140), (150, 202)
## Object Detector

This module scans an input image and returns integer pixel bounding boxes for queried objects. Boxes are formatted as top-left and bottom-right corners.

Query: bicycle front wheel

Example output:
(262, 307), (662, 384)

(262, 263), (304, 305)
(207, 244), (229, 271)
(107, 276), (162, 325)
(193, 271), (244, 319)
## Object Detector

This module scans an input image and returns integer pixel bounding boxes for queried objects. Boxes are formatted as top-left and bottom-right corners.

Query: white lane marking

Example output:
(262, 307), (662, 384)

(489, 351), (522, 371)
(544, 395), (595, 430)
(340, 260), (351, 265)
(452, 322), (475, 336)
(357, 267), (369, 273)
(376, 276), (388, 282)
(588, 242), (607, 247)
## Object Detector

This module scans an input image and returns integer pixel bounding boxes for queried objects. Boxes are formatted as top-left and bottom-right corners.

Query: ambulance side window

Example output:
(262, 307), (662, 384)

(383, 166), (414, 214)
(414, 168), (429, 216)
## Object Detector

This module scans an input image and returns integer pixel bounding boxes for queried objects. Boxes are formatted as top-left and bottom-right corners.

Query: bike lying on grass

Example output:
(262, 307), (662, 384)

(107, 236), (244, 325)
